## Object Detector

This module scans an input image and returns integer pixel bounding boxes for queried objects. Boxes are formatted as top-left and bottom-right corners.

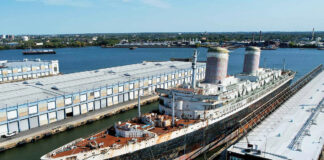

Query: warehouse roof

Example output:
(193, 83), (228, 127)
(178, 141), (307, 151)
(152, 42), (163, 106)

(0, 59), (54, 68)
(0, 61), (205, 109)
(227, 71), (324, 160)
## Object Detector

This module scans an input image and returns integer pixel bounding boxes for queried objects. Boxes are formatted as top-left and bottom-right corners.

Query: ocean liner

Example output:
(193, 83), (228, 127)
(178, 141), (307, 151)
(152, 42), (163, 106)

(41, 47), (295, 160)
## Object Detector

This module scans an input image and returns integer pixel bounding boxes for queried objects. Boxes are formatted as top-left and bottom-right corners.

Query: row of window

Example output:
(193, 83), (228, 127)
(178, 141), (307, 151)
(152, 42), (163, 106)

(1, 67), (205, 123)
(0, 64), (51, 75)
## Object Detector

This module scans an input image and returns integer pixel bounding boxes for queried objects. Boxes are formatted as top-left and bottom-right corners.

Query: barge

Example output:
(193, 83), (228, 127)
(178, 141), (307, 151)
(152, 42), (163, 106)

(41, 47), (295, 160)
(23, 49), (56, 55)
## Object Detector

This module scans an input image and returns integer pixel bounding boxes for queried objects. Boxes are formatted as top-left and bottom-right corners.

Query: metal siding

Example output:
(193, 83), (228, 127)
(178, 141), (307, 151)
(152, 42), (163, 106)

(95, 101), (100, 110)
(65, 107), (72, 113)
(107, 97), (113, 106)
(47, 101), (55, 110)
(73, 106), (80, 116)
(29, 116), (39, 129)
(48, 112), (57, 123)
(18, 107), (28, 117)
(81, 104), (87, 114)
(118, 94), (123, 103)
(88, 102), (94, 111)
(57, 110), (65, 120)
(19, 119), (29, 131)
(101, 89), (107, 97)
(73, 94), (80, 104)
(124, 84), (129, 91)
(7, 110), (18, 120)
(113, 96), (118, 105)
(124, 93), (129, 102)
(0, 111), (7, 122)
(8, 121), (18, 133)
(56, 97), (64, 108)
(38, 101), (47, 112)
(101, 99), (107, 108)
(39, 114), (48, 126)
(129, 92), (134, 100)
(0, 124), (8, 135)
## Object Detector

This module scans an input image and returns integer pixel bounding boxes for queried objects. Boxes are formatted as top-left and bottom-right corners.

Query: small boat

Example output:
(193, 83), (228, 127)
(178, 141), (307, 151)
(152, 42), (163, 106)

(317, 46), (324, 50)
(129, 46), (138, 50)
(261, 45), (278, 50)
(23, 49), (56, 55)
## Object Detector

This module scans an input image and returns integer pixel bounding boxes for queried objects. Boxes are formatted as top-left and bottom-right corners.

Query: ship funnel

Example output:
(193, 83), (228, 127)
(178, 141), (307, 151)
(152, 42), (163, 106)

(243, 46), (261, 75)
(191, 49), (198, 89)
(205, 47), (229, 84)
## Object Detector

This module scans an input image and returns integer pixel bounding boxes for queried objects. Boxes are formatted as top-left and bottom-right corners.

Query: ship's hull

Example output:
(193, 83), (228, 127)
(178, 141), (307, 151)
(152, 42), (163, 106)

(23, 51), (56, 55)
(109, 79), (292, 160)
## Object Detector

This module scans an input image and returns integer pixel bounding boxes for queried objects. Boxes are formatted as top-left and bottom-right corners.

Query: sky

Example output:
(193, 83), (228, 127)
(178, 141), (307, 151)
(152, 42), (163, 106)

(0, 0), (323, 34)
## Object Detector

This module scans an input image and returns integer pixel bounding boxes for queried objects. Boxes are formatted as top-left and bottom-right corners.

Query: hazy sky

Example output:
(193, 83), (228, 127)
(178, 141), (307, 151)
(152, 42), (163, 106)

(1, 0), (323, 34)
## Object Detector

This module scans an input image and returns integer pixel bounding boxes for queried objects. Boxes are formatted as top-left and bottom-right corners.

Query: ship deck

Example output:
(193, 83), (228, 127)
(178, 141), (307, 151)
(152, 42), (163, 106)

(51, 114), (199, 158)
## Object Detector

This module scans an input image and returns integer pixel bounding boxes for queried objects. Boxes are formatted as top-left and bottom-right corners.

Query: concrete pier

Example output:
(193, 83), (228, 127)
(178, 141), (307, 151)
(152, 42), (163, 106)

(227, 69), (324, 160)
(0, 95), (158, 152)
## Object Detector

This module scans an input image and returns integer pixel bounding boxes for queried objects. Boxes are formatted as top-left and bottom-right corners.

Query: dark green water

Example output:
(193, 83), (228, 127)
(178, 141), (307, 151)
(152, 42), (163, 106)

(0, 47), (323, 160)
(0, 102), (158, 160)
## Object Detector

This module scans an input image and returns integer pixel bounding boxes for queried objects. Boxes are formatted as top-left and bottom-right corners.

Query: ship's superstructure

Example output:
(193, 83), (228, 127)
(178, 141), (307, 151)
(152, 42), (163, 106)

(41, 47), (295, 160)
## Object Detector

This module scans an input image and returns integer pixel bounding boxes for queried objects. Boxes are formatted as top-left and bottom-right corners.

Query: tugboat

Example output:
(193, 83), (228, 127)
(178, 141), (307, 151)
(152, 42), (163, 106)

(317, 45), (324, 50)
(261, 45), (278, 50)
(23, 48), (56, 55)
(129, 46), (138, 50)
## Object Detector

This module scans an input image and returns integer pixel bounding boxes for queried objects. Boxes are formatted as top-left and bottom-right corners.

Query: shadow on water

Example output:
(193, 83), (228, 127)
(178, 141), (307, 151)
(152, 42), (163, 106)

(0, 102), (158, 160)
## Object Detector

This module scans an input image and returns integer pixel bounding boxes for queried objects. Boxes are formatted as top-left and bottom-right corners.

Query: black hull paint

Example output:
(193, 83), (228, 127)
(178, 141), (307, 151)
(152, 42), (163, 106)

(110, 80), (292, 160)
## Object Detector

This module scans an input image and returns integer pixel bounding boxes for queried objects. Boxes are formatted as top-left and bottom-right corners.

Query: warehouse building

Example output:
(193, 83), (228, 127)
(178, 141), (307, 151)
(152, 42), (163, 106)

(0, 59), (59, 83)
(0, 61), (205, 136)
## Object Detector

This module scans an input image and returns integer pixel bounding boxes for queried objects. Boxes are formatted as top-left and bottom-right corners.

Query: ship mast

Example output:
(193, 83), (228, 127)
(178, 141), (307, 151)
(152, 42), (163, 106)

(138, 90), (141, 118)
(191, 49), (198, 89)
(172, 92), (175, 127)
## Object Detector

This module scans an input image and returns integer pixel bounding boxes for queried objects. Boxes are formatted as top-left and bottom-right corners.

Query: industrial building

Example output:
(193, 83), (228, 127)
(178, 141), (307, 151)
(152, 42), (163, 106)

(227, 71), (324, 160)
(0, 61), (205, 136)
(0, 59), (59, 83)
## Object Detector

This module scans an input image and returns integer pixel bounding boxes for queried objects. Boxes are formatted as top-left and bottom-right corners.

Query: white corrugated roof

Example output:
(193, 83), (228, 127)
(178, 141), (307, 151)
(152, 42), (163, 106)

(228, 71), (324, 160)
(0, 61), (204, 109)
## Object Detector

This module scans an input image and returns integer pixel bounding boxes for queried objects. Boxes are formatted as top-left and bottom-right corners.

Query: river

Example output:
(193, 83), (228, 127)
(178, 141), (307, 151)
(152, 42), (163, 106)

(0, 47), (323, 160)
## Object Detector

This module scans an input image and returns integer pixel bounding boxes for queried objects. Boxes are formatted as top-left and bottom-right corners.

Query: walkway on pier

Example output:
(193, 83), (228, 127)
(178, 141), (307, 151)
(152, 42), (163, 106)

(228, 70), (324, 160)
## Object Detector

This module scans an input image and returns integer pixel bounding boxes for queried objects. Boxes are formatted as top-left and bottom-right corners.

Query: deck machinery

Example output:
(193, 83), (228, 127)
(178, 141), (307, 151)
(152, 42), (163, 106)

(41, 47), (295, 160)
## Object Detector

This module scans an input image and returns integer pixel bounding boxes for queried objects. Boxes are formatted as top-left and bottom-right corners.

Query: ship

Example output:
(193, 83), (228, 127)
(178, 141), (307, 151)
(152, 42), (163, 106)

(318, 46), (324, 50)
(41, 47), (295, 160)
(129, 46), (138, 50)
(23, 49), (56, 55)
(261, 45), (278, 50)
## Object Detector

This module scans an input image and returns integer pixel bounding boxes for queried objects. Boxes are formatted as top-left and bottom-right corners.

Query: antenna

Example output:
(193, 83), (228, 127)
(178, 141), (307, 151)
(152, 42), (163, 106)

(259, 30), (262, 43)
(138, 90), (141, 118)
(191, 49), (198, 89)
(312, 28), (315, 41)
(172, 92), (175, 127)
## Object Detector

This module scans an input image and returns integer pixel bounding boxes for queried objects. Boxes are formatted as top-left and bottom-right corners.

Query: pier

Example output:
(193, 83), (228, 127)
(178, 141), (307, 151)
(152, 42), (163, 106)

(0, 95), (158, 152)
(182, 65), (323, 160)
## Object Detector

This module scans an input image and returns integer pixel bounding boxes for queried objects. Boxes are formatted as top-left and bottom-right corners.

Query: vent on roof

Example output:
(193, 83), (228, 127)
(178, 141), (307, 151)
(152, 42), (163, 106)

(124, 73), (131, 77)
(94, 70), (99, 73)
(155, 63), (162, 66)
(108, 70), (116, 74)
(23, 59), (28, 62)
(51, 86), (59, 90)
(170, 65), (176, 68)
(36, 81), (43, 86)
(23, 81), (28, 84)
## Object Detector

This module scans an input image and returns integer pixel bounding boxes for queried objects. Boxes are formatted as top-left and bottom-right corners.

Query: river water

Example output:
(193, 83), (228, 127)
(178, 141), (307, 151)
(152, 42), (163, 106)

(0, 47), (323, 160)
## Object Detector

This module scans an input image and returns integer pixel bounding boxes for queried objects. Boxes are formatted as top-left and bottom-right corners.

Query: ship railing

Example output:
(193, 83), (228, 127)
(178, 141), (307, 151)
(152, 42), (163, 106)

(227, 74), (291, 110)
